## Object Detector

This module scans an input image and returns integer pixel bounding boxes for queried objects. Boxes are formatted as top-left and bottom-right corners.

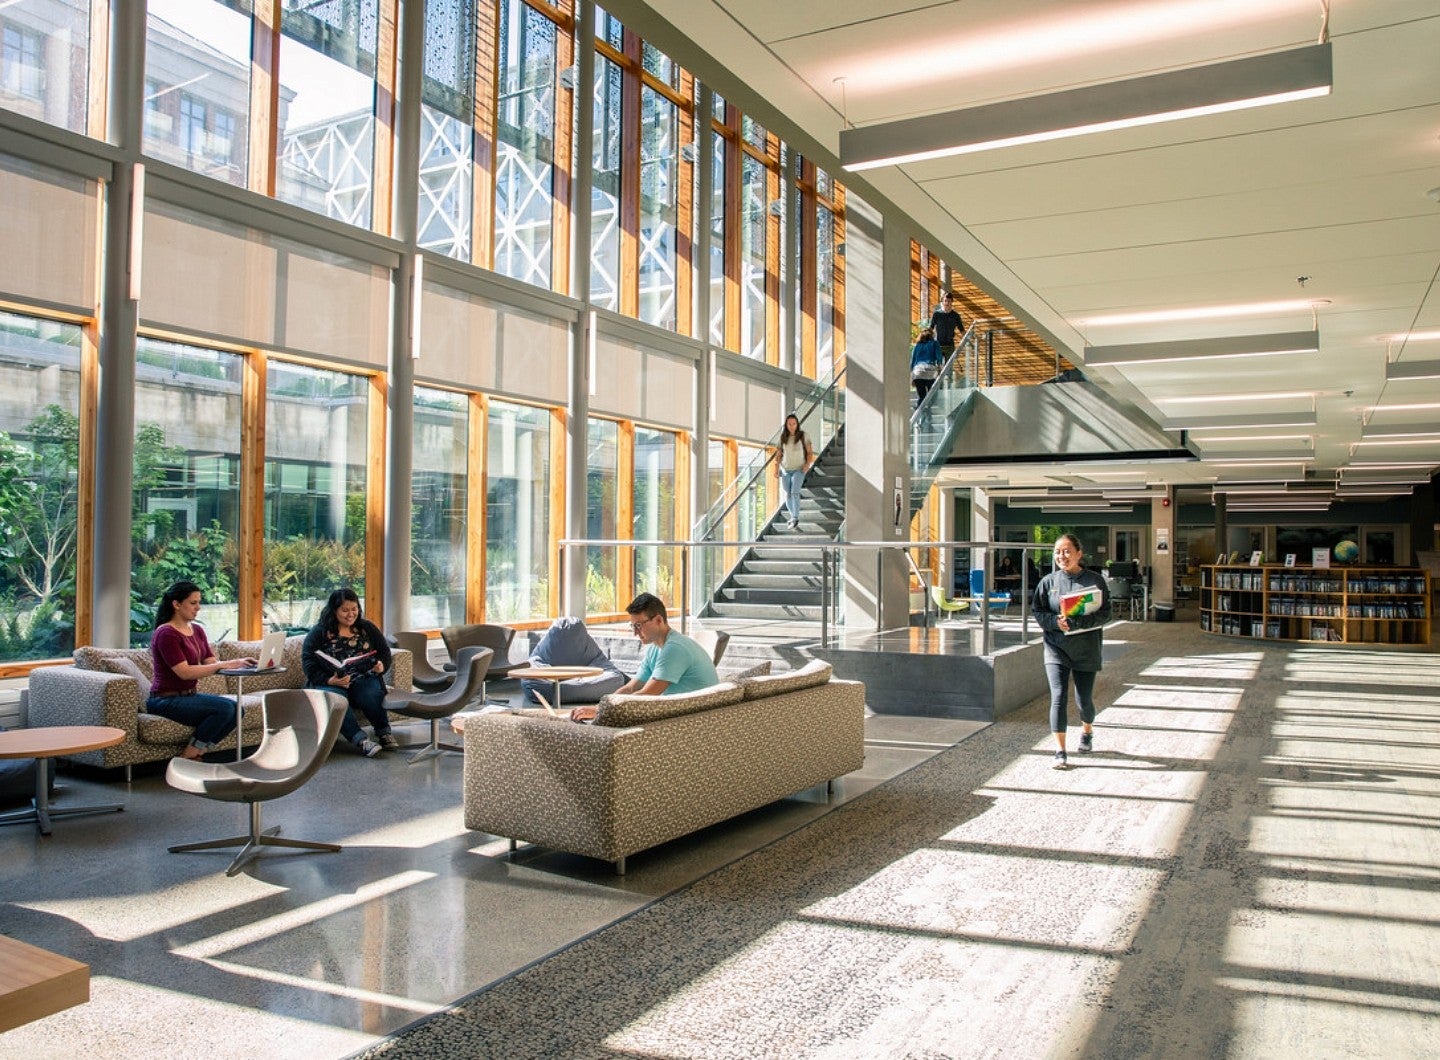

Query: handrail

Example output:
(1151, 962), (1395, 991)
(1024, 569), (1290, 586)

(911, 320), (981, 424)
(559, 536), (1053, 654)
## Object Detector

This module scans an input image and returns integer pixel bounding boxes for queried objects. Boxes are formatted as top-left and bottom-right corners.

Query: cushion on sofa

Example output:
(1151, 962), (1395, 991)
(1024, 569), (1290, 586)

(725, 660), (772, 683)
(593, 681), (743, 728)
(98, 655), (152, 703)
(73, 645), (153, 672)
(740, 659), (833, 700)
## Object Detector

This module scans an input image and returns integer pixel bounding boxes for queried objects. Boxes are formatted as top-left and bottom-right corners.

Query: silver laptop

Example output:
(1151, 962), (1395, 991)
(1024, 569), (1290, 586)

(256, 630), (286, 670)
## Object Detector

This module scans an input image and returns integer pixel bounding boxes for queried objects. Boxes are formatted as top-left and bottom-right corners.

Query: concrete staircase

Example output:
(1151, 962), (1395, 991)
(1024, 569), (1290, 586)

(701, 428), (846, 622)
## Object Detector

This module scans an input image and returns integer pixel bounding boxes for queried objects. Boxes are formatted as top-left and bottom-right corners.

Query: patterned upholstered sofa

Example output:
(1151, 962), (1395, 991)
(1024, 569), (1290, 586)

(27, 636), (412, 777)
(462, 659), (865, 874)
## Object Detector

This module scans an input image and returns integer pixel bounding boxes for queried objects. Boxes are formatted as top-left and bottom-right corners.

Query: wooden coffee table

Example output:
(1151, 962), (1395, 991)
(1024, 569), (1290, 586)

(0, 726), (126, 836)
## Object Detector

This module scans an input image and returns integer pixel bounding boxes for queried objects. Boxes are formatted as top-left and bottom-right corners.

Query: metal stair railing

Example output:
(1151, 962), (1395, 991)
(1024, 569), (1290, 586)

(908, 323), (984, 516)
(690, 362), (847, 614)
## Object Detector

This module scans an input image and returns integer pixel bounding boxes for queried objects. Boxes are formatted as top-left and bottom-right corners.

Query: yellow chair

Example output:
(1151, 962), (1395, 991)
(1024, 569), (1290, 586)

(930, 585), (971, 619)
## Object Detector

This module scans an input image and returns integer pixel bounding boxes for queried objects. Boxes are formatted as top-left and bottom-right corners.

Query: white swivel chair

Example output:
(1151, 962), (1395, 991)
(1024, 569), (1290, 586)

(165, 688), (348, 877)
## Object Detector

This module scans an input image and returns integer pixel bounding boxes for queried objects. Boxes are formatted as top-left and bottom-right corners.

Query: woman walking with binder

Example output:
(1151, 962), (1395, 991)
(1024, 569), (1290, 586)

(1032, 534), (1110, 769)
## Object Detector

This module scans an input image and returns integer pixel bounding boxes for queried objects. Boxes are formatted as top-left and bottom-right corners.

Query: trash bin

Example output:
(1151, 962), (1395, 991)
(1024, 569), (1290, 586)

(1153, 602), (1175, 622)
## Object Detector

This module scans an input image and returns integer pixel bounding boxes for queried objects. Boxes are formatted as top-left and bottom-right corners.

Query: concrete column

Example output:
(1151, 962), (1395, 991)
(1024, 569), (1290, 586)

(1215, 492), (1228, 563)
(937, 487), (955, 594)
(841, 193), (911, 630)
(564, 2), (597, 616)
(91, 0), (146, 646)
(690, 83), (715, 601)
(971, 487), (994, 585)
(382, 0), (426, 632)
(1151, 490), (1177, 607)
(781, 149), (800, 375)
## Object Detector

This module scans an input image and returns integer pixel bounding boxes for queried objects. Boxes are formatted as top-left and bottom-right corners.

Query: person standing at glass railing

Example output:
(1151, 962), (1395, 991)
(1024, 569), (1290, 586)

(774, 413), (814, 531)
(929, 291), (965, 361)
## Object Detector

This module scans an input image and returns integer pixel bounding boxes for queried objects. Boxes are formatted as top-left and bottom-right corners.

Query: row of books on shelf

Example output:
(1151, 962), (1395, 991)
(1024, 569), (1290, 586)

(1346, 602), (1428, 619)
(1348, 575), (1427, 595)
(1200, 613), (1349, 640)
(1268, 598), (1343, 617)
(1266, 575), (1342, 593)
(1210, 571), (1264, 590)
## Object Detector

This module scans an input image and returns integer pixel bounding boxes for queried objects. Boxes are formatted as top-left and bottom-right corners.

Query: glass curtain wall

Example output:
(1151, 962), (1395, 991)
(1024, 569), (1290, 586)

(590, 52), (623, 310)
(494, 0), (556, 286)
(145, 1), (252, 187)
(485, 399), (552, 622)
(709, 121), (726, 345)
(0, 312), (83, 661)
(276, 0), (380, 228)
(632, 426), (676, 602)
(638, 82), (678, 330)
(418, 0), (477, 261)
(411, 387), (468, 629)
(740, 151), (767, 361)
(0, 0), (93, 134)
(263, 361), (370, 630)
(130, 338), (244, 644)
(585, 417), (619, 612)
(816, 201), (836, 379)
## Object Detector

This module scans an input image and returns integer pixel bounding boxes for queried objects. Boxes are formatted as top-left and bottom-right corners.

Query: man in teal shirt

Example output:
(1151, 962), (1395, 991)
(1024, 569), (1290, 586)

(569, 592), (719, 721)
(618, 592), (718, 694)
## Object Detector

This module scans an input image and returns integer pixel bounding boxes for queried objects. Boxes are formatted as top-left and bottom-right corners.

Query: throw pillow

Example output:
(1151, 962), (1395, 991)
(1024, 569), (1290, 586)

(739, 658), (833, 700)
(593, 682), (743, 728)
(99, 655), (153, 705)
(725, 660), (772, 682)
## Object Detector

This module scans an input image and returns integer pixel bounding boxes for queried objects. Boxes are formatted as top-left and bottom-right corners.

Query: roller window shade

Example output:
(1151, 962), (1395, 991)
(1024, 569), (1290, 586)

(419, 281), (569, 404)
(591, 332), (694, 430)
(141, 199), (389, 367)
(711, 364), (786, 444)
(0, 152), (98, 313)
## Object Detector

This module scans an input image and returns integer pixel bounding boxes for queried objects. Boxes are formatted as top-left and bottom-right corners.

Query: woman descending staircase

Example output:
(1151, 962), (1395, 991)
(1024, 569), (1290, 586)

(702, 428), (845, 622)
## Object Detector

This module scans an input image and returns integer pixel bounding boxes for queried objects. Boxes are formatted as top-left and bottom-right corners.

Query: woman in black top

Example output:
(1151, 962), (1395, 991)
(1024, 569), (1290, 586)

(301, 588), (395, 757)
(1032, 534), (1110, 769)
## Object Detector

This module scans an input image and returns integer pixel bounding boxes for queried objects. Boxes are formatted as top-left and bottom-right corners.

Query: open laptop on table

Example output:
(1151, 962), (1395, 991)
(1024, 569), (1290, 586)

(255, 630), (286, 670)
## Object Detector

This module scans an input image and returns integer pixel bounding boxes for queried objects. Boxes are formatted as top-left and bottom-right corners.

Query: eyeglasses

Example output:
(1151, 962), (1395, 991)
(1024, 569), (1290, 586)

(628, 615), (657, 631)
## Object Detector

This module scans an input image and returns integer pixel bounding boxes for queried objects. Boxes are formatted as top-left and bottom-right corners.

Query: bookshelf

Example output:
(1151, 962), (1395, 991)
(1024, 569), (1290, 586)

(1200, 564), (1430, 647)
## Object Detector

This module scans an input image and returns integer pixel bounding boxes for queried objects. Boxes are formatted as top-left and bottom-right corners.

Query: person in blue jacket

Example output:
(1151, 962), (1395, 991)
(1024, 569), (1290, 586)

(909, 326), (942, 403)
(1032, 534), (1110, 769)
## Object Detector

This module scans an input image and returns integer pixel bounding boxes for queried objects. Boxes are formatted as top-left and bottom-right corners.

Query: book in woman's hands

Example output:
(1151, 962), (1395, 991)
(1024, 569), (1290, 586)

(316, 649), (377, 674)
(1060, 587), (1104, 634)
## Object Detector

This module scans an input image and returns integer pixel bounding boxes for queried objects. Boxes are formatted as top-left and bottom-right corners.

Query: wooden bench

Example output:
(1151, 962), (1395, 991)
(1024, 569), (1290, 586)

(0, 935), (88, 1033)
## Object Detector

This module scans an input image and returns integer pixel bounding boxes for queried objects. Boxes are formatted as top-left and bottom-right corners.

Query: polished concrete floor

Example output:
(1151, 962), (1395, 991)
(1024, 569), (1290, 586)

(5, 611), (1436, 1058)
(0, 699), (982, 1059)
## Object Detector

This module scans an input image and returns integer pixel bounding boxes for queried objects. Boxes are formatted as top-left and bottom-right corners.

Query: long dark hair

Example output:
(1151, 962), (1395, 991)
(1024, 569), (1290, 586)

(156, 580), (203, 626)
(780, 414), (806, 446)
(317, 588), (365, 637)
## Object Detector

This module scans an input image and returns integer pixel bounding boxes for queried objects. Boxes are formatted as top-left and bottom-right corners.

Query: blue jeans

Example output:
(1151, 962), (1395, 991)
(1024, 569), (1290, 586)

(311, 674), (392, 745)
(1045, 662), (1097, 734)
(146, 692), (237, 750)
(781, 469), (804, 523)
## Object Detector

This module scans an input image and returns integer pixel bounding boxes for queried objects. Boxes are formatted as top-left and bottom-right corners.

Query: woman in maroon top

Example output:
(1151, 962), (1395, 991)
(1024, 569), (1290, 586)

(148, 580), (253, 760)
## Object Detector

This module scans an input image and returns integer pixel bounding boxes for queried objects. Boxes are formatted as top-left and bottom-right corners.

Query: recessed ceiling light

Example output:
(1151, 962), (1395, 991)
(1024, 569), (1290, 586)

(1085, 330), (1319, 367)
(1159, 390), (1312, 405)
(1080, 299), (1326, 328)
(1367, 402), (1440, 413)
(1389, 330), (1440, 342)
(839, 44), (1332, 170)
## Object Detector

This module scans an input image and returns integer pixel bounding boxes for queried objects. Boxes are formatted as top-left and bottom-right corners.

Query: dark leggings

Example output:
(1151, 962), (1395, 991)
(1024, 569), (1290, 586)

(914, 378), (933, 402)
(312, 674), (392, 744)
(1046, 662), (1097, 733)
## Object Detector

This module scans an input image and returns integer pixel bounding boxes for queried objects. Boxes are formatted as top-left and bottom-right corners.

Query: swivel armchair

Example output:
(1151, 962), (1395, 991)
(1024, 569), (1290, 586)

(165, 688), (348, 877)
(384, 645), (492, 763)
(394, 631), (453, 693)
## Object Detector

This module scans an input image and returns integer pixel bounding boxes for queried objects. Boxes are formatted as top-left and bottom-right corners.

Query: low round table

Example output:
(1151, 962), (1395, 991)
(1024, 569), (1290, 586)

(506, 665), (605, 714)
(0, 726), (126, 836)
(219, 666), (287, 761)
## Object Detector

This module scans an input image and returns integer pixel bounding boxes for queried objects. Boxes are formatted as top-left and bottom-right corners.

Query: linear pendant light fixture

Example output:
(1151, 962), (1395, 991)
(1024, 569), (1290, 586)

(1085, 330), (1318, 367)
(840, 43), (1332, 170)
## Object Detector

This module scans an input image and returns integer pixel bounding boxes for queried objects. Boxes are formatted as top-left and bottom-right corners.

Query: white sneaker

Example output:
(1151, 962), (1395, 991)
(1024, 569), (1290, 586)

(358, 737), (382, 758)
